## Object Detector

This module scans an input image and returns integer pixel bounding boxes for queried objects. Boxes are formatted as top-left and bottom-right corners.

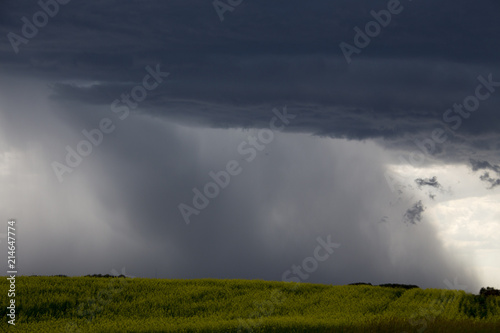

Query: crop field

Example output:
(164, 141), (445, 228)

(1, 276), (500, 332)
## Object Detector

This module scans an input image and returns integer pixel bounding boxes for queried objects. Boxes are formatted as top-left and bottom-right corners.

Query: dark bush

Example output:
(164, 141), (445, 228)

(348, 282), (373, 286)
(378, 283), (420, 290)
(480, 287), (500, 297)
(84, 274), (127, 278)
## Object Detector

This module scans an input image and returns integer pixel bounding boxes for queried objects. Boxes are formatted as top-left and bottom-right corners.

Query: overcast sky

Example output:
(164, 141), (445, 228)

(1, 0), (499, 292)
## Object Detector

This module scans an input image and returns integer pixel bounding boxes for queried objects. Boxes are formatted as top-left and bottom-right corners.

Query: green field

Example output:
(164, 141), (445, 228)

(1, 276), (500, 332)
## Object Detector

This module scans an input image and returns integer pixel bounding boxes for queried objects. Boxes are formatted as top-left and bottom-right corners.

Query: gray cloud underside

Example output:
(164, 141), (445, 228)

(403, 200), (425, 225)
(415, 176), (441, 189)
(470, 159), (500, 189)
(470, 159), (500, 174)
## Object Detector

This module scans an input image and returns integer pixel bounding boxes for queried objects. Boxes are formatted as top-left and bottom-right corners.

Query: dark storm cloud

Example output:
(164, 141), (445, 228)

(415, 176), (441, 189)
(470, 159), (500, 189)
(39, 58), (500, 163)
(415, 176), (443, 200)
(470, 159), (500, 174)
(1, 0), (500, 154)
(403, 201), (425, 225)
(479, 173), (500, 189)
(2, 0), (499, 62)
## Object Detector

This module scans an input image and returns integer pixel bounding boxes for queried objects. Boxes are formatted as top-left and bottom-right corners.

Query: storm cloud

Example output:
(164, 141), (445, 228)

(403, 201), (426, 225)
(470, 159), (500, 189)
(415, 176), (441, 189)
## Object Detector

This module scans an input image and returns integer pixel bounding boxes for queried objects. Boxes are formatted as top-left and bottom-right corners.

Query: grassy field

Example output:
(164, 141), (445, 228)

(1, 276), (500, 332)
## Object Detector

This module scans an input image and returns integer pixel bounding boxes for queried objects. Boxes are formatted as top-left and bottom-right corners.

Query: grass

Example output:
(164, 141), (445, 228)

(1, 276), (499, 332)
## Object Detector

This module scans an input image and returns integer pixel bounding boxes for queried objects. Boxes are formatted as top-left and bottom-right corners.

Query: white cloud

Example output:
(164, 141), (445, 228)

(389, 162), (500, 288)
